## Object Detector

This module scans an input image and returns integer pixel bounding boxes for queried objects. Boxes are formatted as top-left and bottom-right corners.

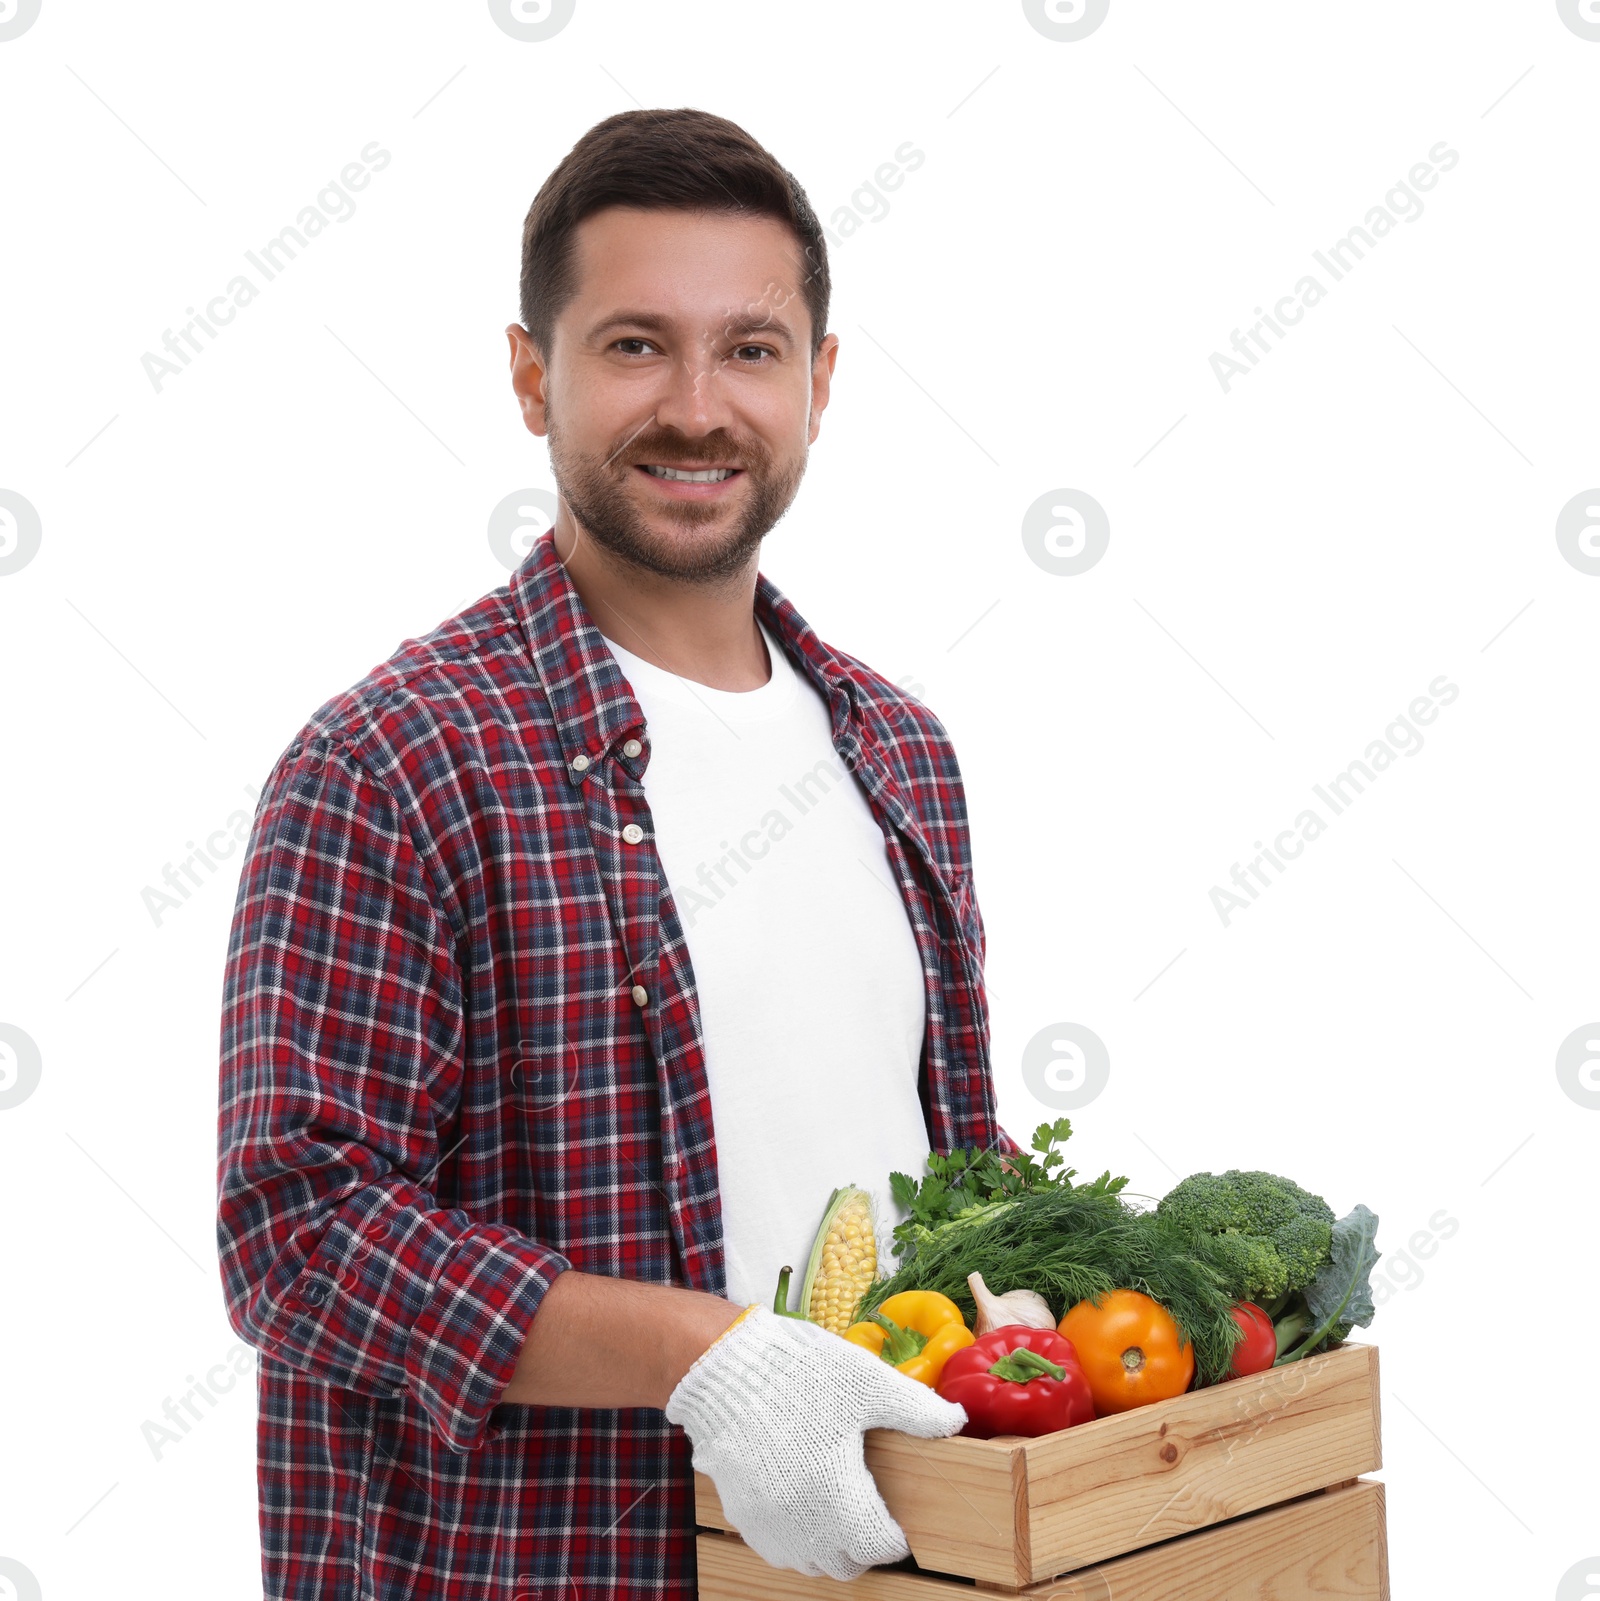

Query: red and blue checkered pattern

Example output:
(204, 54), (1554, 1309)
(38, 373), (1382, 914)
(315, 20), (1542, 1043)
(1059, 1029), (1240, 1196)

(218, 529), (1020, 1599)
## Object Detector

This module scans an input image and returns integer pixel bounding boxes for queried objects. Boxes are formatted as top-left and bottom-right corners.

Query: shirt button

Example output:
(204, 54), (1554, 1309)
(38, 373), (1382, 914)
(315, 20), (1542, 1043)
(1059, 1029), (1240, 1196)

(622, 823), (644, 844)
(570, 753), (591, 773)
(622, 738), (642, 758)
(631, 984), (649, 1006)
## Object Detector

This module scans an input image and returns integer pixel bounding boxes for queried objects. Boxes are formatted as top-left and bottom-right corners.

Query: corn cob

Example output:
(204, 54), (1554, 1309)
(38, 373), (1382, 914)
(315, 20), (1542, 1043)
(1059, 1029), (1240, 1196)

(799, 1185), (878, 1335)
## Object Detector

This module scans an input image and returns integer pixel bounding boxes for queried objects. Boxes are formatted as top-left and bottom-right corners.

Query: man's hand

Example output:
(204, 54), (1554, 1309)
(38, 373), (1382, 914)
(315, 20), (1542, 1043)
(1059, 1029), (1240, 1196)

(664, 1304), (967, 1580)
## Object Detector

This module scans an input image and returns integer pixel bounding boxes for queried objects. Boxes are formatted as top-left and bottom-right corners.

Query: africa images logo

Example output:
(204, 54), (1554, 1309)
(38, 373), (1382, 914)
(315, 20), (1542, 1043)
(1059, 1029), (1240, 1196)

(0, 1024), (43, 1111)
(0, 1558), (42, 1601)
(487, 0), (576, 41)
(0, 489), (42, 576)
(1022, 0), (1110, 43)
(140, 144), (392, 393)
(1557, 0), (1600, 41)
(1209, 143), (1460, 393)
(1555, 489), (1600, 575)
(0, 0), (42, 42)
(489, 488), (558, 571)
(1209, 676), (1459, 926)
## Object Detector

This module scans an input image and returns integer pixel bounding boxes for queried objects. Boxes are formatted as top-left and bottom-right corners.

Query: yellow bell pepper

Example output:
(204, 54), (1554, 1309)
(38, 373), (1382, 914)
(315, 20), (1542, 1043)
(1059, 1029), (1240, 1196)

(843, 1289), (975, 1387)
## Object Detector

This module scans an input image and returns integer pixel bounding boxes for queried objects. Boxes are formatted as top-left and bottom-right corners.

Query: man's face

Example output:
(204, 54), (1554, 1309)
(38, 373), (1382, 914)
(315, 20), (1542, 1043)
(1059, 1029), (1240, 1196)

(513, 205), (838, 585)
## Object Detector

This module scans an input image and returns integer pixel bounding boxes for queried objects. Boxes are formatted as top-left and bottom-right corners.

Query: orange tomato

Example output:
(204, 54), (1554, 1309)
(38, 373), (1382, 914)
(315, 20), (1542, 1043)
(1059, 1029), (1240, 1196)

(1057, 1288), (1194, 1413)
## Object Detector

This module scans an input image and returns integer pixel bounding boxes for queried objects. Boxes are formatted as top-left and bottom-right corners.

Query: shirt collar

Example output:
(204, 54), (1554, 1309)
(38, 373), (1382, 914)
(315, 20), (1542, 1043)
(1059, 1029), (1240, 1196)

(510, 529), (864, 783)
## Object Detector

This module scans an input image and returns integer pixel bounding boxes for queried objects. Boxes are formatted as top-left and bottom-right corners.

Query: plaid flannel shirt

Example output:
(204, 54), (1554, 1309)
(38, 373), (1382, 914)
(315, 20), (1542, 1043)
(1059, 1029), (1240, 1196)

(217, 529), (1020, 1600)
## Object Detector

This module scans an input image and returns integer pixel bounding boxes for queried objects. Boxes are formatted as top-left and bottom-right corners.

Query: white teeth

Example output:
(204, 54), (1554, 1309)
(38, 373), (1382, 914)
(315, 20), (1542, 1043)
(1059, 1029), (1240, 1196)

(642, 465), (735, 483)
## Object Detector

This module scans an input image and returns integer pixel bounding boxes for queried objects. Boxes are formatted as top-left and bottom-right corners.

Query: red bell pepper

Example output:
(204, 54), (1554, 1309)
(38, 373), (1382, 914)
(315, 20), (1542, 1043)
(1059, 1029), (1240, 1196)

(935, 1324), (1096, 1438)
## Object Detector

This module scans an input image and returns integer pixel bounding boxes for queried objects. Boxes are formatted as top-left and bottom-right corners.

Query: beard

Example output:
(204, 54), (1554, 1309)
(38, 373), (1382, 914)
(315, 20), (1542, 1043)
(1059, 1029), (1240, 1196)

(545, 396), (808, 585)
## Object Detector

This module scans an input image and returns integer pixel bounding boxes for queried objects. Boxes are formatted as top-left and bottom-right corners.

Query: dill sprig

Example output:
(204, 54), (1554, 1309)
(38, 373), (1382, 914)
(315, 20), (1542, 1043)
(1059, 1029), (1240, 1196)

(855, 1188), (1245, 1385)
(887, 1117), (1129, 1261)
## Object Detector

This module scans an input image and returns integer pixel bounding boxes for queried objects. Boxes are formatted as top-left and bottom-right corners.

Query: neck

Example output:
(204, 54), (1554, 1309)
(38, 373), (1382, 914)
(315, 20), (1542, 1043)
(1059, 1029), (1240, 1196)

(551, 516), (770, 691)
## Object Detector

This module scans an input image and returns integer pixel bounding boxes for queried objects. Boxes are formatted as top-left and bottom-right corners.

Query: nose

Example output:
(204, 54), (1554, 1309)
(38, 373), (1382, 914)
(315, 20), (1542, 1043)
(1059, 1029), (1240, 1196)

(650, 333), (738, 441)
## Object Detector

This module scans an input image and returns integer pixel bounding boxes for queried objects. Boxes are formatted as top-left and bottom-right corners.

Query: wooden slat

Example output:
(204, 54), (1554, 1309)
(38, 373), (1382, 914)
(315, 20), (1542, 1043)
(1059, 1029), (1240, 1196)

(693, 1479), (1388, 1600)
(1023, 1478), (1389, 1601)
(1021, 1340), (1381, 1579)
(694, 1528), (1007, 1600)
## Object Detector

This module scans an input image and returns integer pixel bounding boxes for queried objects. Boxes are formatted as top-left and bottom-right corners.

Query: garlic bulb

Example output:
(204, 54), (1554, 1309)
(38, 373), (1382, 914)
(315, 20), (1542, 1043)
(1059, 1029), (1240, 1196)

(967, 1271), (1056, 1335)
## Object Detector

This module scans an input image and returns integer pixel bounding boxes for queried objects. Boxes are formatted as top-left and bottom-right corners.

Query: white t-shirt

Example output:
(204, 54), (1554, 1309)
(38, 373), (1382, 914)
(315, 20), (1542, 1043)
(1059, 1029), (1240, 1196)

(598, 618), (932, 1311)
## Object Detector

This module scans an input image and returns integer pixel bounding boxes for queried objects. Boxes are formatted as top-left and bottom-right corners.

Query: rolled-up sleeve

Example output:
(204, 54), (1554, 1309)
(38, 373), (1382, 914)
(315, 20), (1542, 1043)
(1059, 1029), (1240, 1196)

(217, 736), (570, 1452)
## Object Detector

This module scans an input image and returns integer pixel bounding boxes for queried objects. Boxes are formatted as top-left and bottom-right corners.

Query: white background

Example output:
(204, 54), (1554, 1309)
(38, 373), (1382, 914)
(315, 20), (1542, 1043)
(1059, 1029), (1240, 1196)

(2, 1), (1596, 1597)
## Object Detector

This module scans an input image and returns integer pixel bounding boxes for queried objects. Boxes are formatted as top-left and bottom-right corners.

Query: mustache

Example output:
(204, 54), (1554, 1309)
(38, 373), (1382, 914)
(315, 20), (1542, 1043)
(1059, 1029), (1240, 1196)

(624, 440), (764, 469)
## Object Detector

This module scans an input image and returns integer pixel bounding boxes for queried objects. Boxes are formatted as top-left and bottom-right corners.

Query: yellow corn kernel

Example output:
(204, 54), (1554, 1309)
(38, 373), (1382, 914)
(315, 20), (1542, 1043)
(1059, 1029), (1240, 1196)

(799, 1186), (879, 1336)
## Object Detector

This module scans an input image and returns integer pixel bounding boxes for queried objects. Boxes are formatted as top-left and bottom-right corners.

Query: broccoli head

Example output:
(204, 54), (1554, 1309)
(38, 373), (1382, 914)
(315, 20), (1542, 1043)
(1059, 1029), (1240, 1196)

(1156, 1170), (1335, 1307)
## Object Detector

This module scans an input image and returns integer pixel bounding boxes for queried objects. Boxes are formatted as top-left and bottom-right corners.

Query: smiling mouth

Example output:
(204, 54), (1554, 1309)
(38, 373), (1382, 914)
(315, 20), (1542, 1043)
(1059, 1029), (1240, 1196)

(638, 464), (741, 483)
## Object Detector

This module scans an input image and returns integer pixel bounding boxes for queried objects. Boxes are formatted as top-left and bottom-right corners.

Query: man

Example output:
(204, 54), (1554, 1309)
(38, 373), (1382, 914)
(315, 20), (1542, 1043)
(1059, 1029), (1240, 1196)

(218, 106), (1019, 1600)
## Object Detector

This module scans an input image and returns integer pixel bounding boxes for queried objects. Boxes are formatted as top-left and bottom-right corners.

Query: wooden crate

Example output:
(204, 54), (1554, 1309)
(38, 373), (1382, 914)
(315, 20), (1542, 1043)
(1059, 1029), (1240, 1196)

(693, 1340), (1386, 1598)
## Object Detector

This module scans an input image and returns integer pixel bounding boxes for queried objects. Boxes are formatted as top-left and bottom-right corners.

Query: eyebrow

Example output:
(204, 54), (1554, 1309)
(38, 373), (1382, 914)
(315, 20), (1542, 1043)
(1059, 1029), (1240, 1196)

(586, 309), (798, 352)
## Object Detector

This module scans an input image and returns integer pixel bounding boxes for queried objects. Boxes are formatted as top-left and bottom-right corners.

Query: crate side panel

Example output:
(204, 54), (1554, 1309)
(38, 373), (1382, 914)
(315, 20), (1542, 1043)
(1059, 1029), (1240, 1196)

(867, 1426), (1028, 1587)
(696, 1430), (1024, 1588)
(1024, 1341), (1380, 1576)
(1022, 1479), (1388, 1600)
(693, 1480), (1388, 1599)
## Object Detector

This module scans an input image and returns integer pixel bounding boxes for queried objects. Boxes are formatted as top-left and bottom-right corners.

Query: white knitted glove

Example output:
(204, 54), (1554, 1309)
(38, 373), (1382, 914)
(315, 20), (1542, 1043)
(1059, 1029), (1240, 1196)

(664, 1302), (968, 1581)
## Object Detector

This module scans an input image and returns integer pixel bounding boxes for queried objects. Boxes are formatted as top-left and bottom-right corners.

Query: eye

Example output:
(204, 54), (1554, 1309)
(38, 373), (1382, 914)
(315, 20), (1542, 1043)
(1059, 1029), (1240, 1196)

(612, 337), (659, 357)
(729, 344), (777, 365)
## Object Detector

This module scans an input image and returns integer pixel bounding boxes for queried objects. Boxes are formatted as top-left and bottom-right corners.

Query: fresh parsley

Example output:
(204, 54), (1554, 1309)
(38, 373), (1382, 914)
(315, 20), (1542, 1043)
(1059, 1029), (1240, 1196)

(888, 1118), (1129, 1258)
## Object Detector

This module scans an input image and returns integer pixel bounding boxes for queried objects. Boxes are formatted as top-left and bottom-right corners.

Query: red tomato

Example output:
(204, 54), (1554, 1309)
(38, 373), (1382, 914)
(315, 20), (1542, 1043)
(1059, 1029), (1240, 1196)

(1226, 1301), (1277, 1379)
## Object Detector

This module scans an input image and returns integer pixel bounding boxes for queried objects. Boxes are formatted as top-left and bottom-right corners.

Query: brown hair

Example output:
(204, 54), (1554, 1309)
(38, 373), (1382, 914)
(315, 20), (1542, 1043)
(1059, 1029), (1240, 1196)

(518, 108), (831, 365)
